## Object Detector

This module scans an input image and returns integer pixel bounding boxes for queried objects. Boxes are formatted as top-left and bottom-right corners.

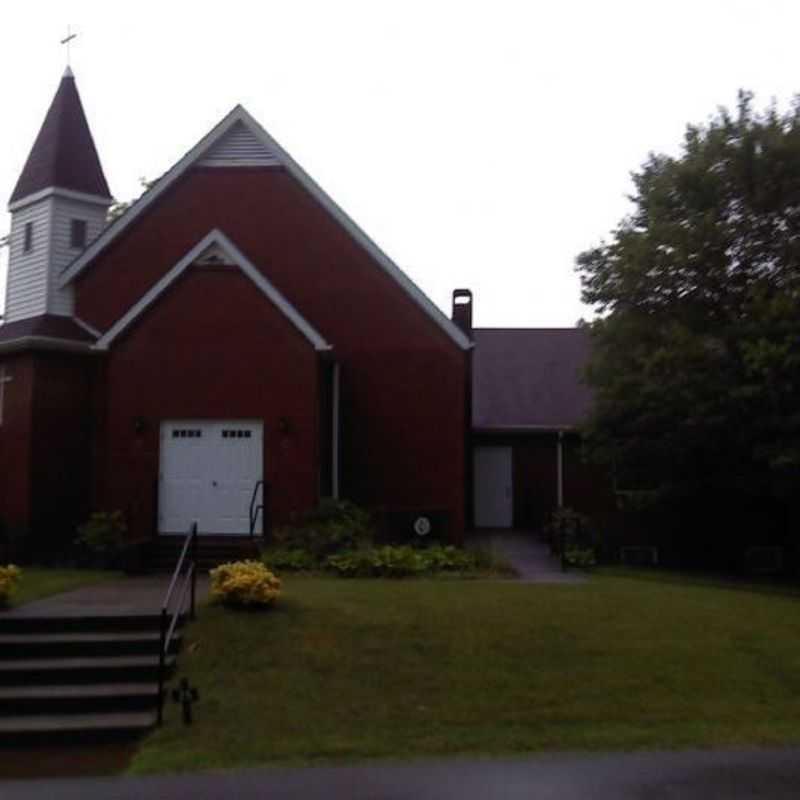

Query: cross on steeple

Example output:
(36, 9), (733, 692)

(0, 368), (12, 426)
(60, 26), (77, 67)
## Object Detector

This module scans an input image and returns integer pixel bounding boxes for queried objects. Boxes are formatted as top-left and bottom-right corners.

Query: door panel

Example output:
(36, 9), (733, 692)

(473, 446), (513, 528)
(159, 420), (263, 535)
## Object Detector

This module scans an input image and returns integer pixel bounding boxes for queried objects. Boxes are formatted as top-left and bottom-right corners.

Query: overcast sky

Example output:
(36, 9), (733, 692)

(2, 1), (800, 327)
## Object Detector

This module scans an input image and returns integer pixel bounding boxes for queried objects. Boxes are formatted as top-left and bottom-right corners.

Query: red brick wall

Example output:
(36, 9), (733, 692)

(95, 266), (323, 539)
(75, 167), (467, 536)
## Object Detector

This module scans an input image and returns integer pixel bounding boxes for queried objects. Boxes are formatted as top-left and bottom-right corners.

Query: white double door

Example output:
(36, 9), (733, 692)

(159, 420), (263, 535)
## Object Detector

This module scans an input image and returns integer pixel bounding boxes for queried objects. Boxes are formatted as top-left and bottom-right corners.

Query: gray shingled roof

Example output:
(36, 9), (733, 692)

(10, 69), (112, 204)
(0, 314), (96, 344)
(472, 328), (593, 430)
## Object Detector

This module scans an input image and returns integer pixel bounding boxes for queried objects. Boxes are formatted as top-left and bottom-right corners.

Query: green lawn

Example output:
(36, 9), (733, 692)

(8, 567), (116, 607)
(131, 572), (800, 773)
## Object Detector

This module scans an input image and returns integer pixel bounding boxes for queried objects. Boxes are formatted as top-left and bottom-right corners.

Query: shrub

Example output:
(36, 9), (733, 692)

(327, 546), (424, 578)
(422, 545), (480, 572)
(325, 549), (378, 577)
(0, 564), (22, 606)
(545, 508), (597, 549)
(325, 544), (487, 578)
(272, 499), (373, 558)
(75, 511), (127, 560)
(210, 560), (282, 608)
(564, 547), (597, 568)
(262, 547), (318, 572)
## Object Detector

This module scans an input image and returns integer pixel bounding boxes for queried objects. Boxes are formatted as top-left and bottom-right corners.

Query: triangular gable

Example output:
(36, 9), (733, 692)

(60, 106), (472, 351)
(94, 229), (331, 352)
(198, 120), (280, 167)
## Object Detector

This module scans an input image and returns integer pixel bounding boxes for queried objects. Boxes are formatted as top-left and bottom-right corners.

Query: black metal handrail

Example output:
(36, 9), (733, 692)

(158, 520), (198, 725)
(249, 480), (264, 538)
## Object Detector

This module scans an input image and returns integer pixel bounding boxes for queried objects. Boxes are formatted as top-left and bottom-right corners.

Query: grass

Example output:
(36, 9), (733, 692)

(130, 572), (800, 773)
(5, 566), (116, 607)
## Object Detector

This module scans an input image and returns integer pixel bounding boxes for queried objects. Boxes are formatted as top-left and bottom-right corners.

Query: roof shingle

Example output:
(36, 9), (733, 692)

(472, 328), (593, 430)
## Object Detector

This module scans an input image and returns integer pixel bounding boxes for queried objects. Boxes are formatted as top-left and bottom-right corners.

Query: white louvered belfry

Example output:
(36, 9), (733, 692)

(4, 193), (109, 322)
(198, 120), (281, 168)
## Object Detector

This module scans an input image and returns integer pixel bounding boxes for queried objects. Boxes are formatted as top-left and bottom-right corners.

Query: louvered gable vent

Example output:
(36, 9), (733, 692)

(198, 120), (281, 167)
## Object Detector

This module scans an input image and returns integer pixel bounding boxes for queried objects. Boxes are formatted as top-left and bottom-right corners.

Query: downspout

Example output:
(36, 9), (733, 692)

(332, 362), (340, 500)
(557, 430), (564, 509)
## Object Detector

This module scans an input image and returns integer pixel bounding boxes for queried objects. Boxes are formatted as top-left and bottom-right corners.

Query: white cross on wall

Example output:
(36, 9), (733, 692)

(0, 368), (12, 426)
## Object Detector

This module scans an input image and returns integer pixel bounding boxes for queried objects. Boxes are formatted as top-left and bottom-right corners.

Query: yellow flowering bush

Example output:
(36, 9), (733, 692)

(0, 564), (22, 606)
(209, 560), (281, 608)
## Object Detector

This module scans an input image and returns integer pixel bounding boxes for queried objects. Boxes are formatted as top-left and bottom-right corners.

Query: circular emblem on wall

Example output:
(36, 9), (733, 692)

(413, 516), (432, 537)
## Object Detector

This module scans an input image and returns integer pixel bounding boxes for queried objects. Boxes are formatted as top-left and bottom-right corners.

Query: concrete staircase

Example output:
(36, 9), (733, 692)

(150, 535), (260, 572)
(0, 612), (180, 742)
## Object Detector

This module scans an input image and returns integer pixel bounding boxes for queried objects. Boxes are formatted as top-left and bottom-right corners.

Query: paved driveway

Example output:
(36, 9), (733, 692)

(3, 749), (799, 799)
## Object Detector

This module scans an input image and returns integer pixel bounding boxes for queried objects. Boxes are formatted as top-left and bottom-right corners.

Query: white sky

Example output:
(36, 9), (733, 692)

(2, 0), (800, 327)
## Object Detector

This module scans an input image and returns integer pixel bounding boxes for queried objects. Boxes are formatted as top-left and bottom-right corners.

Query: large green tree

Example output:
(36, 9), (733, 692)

(577, 93), (800, 503)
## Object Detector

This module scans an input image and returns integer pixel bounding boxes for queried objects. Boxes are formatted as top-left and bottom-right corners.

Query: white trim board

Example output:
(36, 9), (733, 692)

(94, 229), (332, 352)
(59, 106), (471, 351)
(9, 186), (112, 213)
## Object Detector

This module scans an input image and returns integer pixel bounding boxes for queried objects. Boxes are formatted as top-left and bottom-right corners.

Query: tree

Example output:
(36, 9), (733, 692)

(577, 92), (800, 512)
(107, 177), (157, 223)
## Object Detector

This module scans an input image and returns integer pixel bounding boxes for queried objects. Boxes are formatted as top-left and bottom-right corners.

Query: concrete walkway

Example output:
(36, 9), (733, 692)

(3, 748), (799, 799)
(5, 575), (210, 618)
(470, 530), (586, 583)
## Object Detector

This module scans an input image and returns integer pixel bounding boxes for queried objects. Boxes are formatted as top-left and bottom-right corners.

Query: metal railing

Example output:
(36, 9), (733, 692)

(158, 520), (198, 725)
(249, 480), (264, 538)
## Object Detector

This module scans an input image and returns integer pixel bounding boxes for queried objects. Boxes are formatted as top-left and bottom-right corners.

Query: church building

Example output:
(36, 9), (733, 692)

(0, 69), (607, 557)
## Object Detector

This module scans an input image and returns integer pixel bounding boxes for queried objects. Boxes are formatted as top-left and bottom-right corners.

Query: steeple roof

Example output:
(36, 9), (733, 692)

(9, 68), (112, 205)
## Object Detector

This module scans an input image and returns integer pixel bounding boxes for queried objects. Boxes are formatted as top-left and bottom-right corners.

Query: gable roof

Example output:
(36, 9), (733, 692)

(59, 105), (471, 351)
(472, 328), (593, 431)
(95, 229), (331, 352)
(10, 67), (112, 206)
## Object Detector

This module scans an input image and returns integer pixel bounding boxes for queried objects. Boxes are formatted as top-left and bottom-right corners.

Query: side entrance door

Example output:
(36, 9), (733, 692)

(159, 420), (263, 535)
(473, 446), (513, 528)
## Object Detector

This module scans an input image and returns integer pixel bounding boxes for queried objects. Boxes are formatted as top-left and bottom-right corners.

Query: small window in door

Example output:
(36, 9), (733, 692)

(222, 429), (252, 439)
(172, 429), (202, 438)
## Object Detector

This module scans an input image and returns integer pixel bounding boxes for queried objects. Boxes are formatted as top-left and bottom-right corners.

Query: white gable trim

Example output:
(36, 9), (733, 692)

(73, 315), (102, 339)
(94, 230), (332, 352)
(59, 106), (471, 351)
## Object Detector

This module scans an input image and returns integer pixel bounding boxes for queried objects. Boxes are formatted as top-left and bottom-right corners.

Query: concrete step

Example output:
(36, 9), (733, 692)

(0, 614), (166, 635)
(0, 655), (175, 686)
(0, 710), (158, 743)
(0, 682), (159, 715)
(0, 631), (181, 660)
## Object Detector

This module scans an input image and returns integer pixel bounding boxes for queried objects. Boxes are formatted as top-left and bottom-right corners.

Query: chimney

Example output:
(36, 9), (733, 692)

(451, 289), (473, 338)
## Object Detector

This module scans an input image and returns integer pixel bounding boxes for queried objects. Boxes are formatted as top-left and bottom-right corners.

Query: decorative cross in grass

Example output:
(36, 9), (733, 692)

(0, 368), (12, 427)
(171, 677), (199, 725)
